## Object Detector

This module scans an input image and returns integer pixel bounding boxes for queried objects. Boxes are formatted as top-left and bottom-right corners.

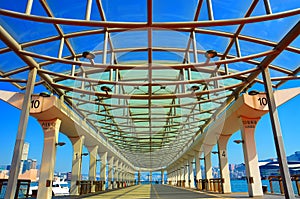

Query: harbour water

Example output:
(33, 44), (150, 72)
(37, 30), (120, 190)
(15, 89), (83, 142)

(231, 179), (299, 194)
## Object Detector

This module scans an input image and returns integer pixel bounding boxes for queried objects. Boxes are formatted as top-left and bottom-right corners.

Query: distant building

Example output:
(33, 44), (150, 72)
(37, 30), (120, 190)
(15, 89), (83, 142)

(22, 159), (37, 173)
(67, 172), (72, 181)
(20, 142), (29, 175)
(0, 170), (9, 179)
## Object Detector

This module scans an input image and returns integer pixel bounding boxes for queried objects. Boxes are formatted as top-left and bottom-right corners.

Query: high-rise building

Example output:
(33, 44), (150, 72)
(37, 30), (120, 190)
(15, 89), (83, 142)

(20, 142), (29, 174)
(31, 159), (37, 169)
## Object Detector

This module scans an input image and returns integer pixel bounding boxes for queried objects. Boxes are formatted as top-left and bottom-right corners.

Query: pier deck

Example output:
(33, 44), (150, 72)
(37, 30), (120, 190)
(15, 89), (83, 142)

(53, 184), (297, 199)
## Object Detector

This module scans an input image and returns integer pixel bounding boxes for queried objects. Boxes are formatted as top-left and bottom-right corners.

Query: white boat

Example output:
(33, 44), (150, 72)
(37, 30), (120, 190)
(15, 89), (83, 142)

(29, 179), (69, 196)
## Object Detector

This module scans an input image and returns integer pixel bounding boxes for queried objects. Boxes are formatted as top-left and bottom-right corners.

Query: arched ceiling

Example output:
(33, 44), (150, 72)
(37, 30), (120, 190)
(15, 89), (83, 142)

(0, 0), (299, 170)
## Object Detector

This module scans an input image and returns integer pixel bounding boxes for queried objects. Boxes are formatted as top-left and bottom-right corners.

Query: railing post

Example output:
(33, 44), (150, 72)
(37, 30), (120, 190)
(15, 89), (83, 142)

(269, 177), (274, 193)
(279, 177), (284, 194)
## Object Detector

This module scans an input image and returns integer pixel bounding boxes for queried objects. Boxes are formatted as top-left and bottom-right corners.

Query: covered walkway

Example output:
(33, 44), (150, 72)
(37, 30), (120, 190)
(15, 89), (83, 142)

(54, 185), (290, 199)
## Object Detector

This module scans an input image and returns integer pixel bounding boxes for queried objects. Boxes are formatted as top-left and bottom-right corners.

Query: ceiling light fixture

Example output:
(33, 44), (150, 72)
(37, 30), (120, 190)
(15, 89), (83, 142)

(82, 51), (95, 60)
(248, 90), (260, 95)
(205, 50), (218, 59)
(101, 86), (112, 94)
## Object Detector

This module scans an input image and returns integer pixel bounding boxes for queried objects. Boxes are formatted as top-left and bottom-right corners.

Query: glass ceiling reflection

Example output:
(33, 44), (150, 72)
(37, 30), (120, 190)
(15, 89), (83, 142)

(0, 0), (299, 170)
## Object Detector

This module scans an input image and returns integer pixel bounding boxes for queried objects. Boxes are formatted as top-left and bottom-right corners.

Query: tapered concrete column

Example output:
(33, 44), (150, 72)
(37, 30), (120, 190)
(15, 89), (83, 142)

(181, 162), (185, 187)
(124, 166), (127, 186)
(4, 67), (37, 199)
(161, 170), (164, 184)
(189, 156), (195, 188)
(195, 151), (202, 188)
(70, 135), (85, 195)
(119, 162), (123, 187)
(138, 170), (141, 185)
(121, 165), (125, 187)
(239, 116), (263, 197)
(177, 166), (181, 186)
(108, 156), (114, 189)
(149, 171), (152, 184)
(218, 135), (232, 193)
(37, 119), (61, 199)
(114, 159), (119, 188)
(204, 151), (213, 190)
(100, 152), (107, 191)
(184, 160), (189, 187)
(87, 145), (98, 193)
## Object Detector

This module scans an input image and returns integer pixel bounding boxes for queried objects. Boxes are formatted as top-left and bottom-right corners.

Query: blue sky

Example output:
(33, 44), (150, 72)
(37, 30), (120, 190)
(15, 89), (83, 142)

(0, 81), (299, 174)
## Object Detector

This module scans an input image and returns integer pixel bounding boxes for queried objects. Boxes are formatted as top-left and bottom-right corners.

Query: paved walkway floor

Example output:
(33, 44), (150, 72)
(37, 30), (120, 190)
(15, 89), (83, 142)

(55, 184), (296, 199)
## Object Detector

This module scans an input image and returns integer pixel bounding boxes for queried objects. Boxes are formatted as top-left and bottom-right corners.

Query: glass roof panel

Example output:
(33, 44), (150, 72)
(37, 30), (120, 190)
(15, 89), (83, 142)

(68, 34), (105, 56)
(1, 16), (57, 43)
(0, 1), (27, 13)
(153, 0), (198, 22)
(0, 0), (299, 170)
(241, 16), (300, 42)
(102, 0), (147, 22)
(0, 52), (27, 73)
(271, 51), (300, 71)
(212, 0), (253, 20)
(47, 0), (87, 20)
(271, 0), (300, 12)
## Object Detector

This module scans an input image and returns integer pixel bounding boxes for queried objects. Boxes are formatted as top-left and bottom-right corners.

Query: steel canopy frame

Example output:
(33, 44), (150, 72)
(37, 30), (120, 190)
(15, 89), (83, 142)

(0, 0), (299, 178)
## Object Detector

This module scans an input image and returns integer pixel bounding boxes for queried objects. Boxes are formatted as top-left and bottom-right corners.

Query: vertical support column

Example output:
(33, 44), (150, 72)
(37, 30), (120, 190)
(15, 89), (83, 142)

(150, 171), (153, 184)
(123, 166), (126, 187)
(70, 135), (85, 195)
(262, 66), (295, 199)
(184, 159), (189, 188)
(87, 145), (98, 193)
(204, 152), (213, 190)
(138, 170), (141, 185)
(218, 135), (232, 193)
(177, 166), (181, 186)
(161, 170), (164, 184)
(114, 159), (119, 189)
(181, 162), (185, 187)
(119, 162), (123, 188)
(195, 151), (202, 189)
(108, 156), (114, 189)
(100, 152), (107, 191)
(189, 156), (195, 188)
(5, 67), (37, 199)
(37, 119), (61, 199)
(239, 116), (263, 197)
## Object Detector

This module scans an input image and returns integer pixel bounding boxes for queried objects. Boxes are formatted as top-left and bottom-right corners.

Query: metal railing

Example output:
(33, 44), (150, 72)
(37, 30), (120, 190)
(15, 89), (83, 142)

(0, 179), (31, 199)
(77, 180), (92, 195)
(197, 179), (208, 191)
(93, 181), (103, 192)
(209, 178), (224, 193)
(268, 175), (300, 196)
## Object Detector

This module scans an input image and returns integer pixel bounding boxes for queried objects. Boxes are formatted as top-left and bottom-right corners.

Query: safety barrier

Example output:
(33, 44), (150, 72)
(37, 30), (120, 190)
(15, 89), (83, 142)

(93, 180), (103, 192)
(209, 178), (224, 193)
(198, 179), (208, 191)
(268, 175), (300, 196)
(77, 180), (92, 195)
(0, 179), (31, 198)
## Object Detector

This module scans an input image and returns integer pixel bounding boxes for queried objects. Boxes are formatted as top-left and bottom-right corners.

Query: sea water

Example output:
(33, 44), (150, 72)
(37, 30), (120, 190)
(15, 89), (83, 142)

(231, 179), (299, 194)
